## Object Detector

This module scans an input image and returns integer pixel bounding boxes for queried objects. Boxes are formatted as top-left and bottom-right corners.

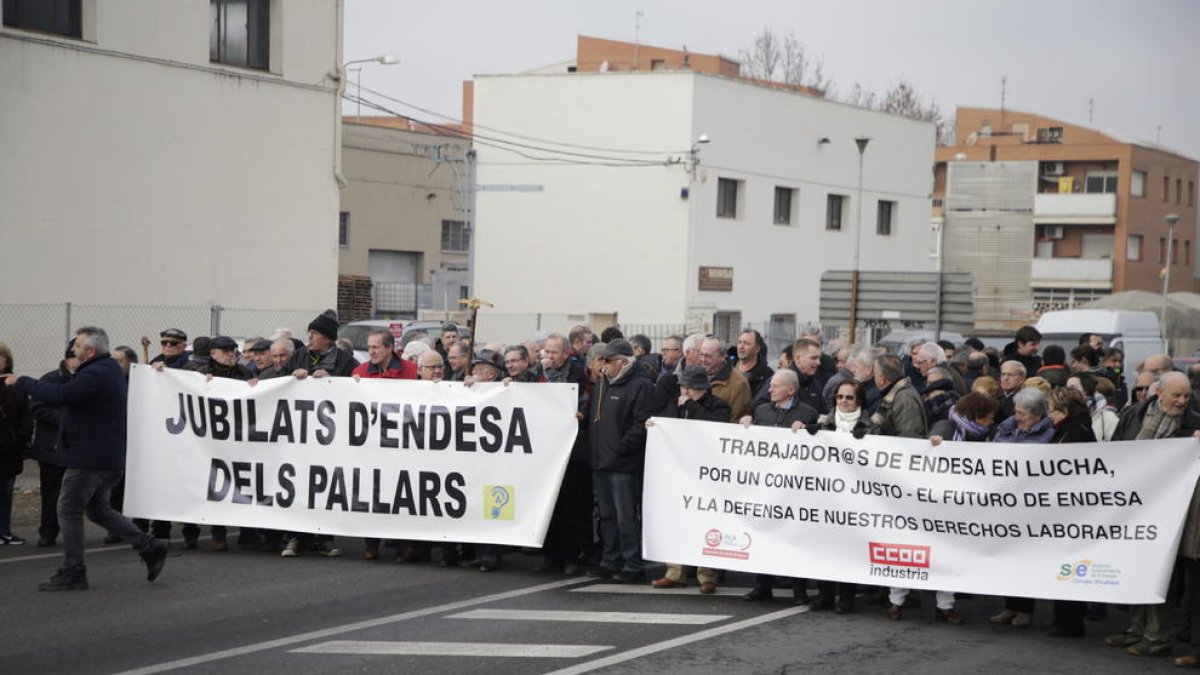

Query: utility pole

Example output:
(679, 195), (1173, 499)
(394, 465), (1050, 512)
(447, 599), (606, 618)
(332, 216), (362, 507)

(999, 76), (1007, 129)
(633, 11), (644, 70)
(1087, 98), (1094, 125)
(849, 137), (870, 344)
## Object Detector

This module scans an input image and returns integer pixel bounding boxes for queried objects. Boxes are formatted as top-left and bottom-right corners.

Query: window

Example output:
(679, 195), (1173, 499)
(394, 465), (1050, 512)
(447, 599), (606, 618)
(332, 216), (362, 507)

(1178, 178), (1184, 205)
(1190, 181), (1195, 207)
(1084, 172), (1117, 194)
(210, 0), (270, 70)
(2, 0), (81, 37)
(716, 178), (740, 219)
(650, 58), (666, 70)
(441, 219), (469, 253)
(1160, 238), (1167, 264)
(1126, 235), (1142, 261)
(1131, 170), (1145, 197)
(338, 212), (349, 247)
(1187, 241), (1192, 265)
(876, 200), (895, 236)
(1165, 176), (1171, 202)
(826, 194), (846, 230)
(773, 187), (796, 225)
(712, 311), (742, 346)
(1047, 127), (1063, 143)
(1173, 239), (1180, 264)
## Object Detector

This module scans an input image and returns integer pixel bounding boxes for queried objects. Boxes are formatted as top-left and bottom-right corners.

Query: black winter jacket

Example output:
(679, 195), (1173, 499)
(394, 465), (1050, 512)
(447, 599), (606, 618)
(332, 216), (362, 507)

(28, 362), (73, 465)
(589, 366), (657, 473)
(14, 353), (127, 470)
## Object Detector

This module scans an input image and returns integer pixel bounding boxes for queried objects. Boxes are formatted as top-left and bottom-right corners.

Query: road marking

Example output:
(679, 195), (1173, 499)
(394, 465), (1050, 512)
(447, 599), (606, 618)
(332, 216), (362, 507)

(0, 533), (225, 565)
(111, 577), (591, 675)
(446, 609), (731, 625)
(541, 605), (810, 675)
(571, 584), (755, 597)
(293, 640), (611, 658)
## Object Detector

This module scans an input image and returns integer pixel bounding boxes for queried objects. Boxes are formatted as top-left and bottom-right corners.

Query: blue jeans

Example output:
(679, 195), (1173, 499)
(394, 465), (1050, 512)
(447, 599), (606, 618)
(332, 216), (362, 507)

(592, 470), (643, 573)
(59, 469), (153, 570)
(0, 474), (14, 535)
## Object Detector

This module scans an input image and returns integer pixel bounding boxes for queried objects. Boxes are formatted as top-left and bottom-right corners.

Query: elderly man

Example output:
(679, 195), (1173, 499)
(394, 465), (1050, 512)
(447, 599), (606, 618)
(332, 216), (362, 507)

(1106, 371), (1200, 659)
(997, 360), (1027, 422)
(568, 325), (595, 361)
(823, 347), (878, 412)
(256, 338), (295, 380)
(871, 354), (927, 439)
(352, 330), (417, 381)
(244, 339), (273, 375)
(587, 340), (657, 583)
(735, 329), (774, 396)
(649, 365), (731, 594)
(699, 337), (751, 421)
(913, 341), (965, 394)
(149, 328), (191, 369)
(740, 368), (819, 604)
(757, 338), (827, 414)
(446, 342), (471, 382)
(503, 345), (541, 383)
(284, 310), (358, 379)
(654, 333), (705, 414)
(535, 333), (596, 576)
(7, 327), (168, 590)
(657, 335), (684, 382)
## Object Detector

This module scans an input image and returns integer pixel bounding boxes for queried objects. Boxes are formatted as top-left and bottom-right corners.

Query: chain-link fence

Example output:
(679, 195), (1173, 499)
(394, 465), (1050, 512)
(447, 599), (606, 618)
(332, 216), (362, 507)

(0, 303), (321, 376)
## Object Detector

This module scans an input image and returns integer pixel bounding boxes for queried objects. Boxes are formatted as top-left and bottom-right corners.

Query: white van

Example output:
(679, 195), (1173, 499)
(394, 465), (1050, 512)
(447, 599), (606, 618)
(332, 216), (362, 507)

(1034, 309), (1161, 390)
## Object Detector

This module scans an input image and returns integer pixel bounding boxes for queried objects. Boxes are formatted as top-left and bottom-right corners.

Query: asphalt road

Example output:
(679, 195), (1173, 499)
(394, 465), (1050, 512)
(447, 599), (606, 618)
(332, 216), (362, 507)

(0, 525), (1177, 674)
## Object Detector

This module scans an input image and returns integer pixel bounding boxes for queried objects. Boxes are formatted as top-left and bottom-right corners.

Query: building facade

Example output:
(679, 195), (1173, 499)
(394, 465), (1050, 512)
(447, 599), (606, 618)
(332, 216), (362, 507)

(0, 0), (342, 310)
(338, 119), (470, 320)
(934, 108), (1199, 327)
(471, 69), (937, 345)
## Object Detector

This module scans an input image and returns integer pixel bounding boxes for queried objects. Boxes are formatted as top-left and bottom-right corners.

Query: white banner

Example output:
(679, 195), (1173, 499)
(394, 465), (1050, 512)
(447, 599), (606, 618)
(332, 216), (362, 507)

(644, 417), (1200, 603)
(125, 366), (578, 547)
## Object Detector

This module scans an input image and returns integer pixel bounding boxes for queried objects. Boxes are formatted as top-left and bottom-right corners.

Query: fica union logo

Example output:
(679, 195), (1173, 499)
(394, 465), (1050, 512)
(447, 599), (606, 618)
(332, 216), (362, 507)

(483, 485), (515, 521)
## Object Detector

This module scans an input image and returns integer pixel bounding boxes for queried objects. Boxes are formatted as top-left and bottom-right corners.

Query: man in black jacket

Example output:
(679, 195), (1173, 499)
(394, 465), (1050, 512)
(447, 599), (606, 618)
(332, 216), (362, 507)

(7, 326), (167, 590)
(284, 310), (358, 379)
(587, 340), (657, 583)
(28, 344), (78, 547)
(753, 338), (827, 414)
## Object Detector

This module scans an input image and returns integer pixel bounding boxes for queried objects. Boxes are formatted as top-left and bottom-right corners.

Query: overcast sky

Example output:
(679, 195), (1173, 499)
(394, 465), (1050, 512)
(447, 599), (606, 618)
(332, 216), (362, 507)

(345, 0), (1200, 160)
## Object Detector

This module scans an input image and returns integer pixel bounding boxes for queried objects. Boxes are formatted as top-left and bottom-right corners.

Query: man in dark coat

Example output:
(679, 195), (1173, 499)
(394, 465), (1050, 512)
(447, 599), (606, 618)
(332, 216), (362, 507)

(7, 326), (167, 590)
(148, 328), (191, 369)
(283, 310), (358, 379)
(734, 329), (774, 397)
(587, 339), (657, 583)
(28, 344), (78, 547)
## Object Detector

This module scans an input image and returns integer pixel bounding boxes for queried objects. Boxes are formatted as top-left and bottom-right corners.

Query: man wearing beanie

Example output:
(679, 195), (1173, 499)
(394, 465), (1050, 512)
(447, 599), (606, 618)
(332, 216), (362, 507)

(283, 309), (357, 379)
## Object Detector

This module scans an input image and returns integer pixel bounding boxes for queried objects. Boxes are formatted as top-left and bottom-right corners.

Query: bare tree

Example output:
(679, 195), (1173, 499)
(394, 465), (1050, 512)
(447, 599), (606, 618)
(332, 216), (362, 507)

(741, 28), (829, 93)
(738, 27), (780, 81)
(879, 79), (951, 145)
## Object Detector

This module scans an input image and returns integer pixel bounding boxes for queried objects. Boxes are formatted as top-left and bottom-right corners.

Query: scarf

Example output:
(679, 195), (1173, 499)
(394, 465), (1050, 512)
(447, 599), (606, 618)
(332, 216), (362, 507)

(1138, 401), (1182, 440)
(949, 407), (990, 442)
(835, 408), (862, 433)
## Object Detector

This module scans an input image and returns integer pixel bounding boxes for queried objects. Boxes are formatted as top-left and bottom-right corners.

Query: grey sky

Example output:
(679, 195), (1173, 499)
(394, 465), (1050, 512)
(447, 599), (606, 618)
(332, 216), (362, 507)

(345, 0), (1200, 160)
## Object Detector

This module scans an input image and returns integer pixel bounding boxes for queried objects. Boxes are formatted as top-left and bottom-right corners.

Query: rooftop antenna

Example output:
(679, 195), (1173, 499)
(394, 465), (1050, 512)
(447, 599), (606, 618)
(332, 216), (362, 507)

(1088, 98), (1094, 125)
(999, 75), (1007, 129)
(1156, 125), (1163, 145)
(633, 10), (644, 70)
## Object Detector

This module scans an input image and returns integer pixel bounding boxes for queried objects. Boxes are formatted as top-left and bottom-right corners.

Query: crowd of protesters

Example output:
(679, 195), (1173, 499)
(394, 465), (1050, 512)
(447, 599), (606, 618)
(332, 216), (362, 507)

(4, 311), (1200, 665)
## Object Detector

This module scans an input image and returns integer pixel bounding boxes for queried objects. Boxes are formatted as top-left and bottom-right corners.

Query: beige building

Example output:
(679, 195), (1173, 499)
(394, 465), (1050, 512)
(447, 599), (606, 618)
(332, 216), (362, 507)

(338, 119), (470, 320)
(934, 107), (1198, 328)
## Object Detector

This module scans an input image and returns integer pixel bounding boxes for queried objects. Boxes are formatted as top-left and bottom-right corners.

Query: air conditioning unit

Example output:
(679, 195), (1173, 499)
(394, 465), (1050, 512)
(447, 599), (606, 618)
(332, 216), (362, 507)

(1045, 225), (1065, 240)
(1044, 162), (1065, 176)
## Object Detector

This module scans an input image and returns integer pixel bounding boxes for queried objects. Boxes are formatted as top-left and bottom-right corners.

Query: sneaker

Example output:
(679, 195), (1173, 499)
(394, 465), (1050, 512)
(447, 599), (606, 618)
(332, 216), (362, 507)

(1, 533), (26, 545)
(140, 539), (168, 582)
(281, 537), (302, 558)
(316, 541), (343, 557)
(1127, 639), (1172, 657)
(38, 566), (89, 591)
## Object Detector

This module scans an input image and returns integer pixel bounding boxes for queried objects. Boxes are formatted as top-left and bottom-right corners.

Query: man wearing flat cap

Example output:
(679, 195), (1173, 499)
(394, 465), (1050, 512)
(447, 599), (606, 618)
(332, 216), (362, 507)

(586, 339), (657, 583)
(283, 309), (358, 379)
(649, 365), (731, 593)
(150, 328), (191, 370)
(245, 339), (274, 375)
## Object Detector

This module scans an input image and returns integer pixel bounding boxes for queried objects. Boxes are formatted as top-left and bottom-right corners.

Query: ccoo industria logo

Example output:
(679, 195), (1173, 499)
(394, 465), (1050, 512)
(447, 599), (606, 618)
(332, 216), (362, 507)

(868, 542), (931, 581)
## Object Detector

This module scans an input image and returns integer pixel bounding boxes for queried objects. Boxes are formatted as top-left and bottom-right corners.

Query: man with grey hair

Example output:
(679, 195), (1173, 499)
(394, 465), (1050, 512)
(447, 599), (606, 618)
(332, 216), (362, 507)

(587, 339), (657, 583)
(7, 327), (168, 590)
(1109, 371), (1200, 659)
(998, 359), (1027, 422)
(823, 346), (877, 411)
(700, 336), (751, 421)
(871, 354), (927, 438)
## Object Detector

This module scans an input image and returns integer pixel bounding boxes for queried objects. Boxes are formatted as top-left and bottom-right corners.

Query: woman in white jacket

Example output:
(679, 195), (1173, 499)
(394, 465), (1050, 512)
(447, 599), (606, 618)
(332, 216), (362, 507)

(1066, 372), (1119, 441)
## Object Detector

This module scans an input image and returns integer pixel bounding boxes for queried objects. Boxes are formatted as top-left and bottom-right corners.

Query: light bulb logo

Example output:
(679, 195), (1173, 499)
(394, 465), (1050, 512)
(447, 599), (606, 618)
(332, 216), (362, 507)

(484, 485), (514, 520)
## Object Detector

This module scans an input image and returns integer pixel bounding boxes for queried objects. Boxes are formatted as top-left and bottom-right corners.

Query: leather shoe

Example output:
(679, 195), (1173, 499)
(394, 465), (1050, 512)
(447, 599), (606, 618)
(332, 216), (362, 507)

(363, 546), (379, 560)
(1173, 655), (1200, 668)
(611, 570), (644, 584)
(699, 582), (717, 594)
(651, 577), (685, 589)
(809, 595), (835, 611)
(742, 587), (772, 601)
(37, 536), (55, 548)
(532, 558), (564, 573)
(887, 604), (903, 621)
(1046, 622), (1084, 638)
(936, 609), (964, 625)
(585, 566), (615, 579)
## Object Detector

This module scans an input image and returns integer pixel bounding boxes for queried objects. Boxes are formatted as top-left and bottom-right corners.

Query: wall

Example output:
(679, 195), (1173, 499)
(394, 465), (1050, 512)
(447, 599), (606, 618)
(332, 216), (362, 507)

(0, 0), (340, 310)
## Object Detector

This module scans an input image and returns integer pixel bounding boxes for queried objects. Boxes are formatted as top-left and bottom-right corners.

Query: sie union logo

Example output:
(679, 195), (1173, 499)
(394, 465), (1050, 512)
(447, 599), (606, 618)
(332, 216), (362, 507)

(705, 528), (724, 547)
(868, 542), (931, 568)
(1058, 560), (1090, 581)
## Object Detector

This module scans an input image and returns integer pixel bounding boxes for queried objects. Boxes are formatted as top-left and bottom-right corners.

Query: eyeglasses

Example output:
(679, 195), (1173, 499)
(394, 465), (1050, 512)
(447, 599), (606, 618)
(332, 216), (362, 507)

(161, 340), (183, 347)
(836, 394), (857, 401)
(421, 364), (444, 370)
(1133, 386), (1149, 393)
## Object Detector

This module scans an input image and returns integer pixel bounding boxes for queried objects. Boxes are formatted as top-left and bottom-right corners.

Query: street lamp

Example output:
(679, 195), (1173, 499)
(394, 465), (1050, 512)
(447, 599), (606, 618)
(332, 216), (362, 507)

(331, 54), (399, 188)
(848, 137), (869, 344)
(1162, 212), (1181, 354)
(343, 54), (400, 119)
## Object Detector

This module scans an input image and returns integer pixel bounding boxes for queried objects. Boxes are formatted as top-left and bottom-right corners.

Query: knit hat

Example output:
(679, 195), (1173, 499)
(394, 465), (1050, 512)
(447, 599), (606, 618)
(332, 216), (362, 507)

(307, 309), (340, 341)
(209, 336), (238, 351)
(680, 365), (712, 390)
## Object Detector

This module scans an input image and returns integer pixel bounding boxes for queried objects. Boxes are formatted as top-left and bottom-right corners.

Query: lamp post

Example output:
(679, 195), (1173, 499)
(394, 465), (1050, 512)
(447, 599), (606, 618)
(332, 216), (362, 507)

(848, 137), (869, 344)
(332, 53), (399, 188)
(343, 53), (399, 119)
(1162, 212), (1181, 354)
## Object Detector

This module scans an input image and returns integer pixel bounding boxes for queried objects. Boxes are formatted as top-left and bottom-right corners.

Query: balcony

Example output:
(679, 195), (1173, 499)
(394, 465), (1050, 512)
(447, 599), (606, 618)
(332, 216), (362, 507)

(1033, 193), (1117, 225)
(1029, 257), (1113, 289)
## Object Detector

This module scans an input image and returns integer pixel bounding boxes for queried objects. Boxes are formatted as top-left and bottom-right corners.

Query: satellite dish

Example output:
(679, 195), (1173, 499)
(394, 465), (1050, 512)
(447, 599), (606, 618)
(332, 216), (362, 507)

(599, 60), (609, 72)
(965, 132), (978, 146)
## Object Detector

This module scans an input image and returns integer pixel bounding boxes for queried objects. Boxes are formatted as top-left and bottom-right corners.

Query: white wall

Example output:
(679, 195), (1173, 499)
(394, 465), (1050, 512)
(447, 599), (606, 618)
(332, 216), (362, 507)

(472, 73), (695, 325)
(688, 76), (938, 327)
(471, 71), (936, 331)
(0, 0), (340, 309)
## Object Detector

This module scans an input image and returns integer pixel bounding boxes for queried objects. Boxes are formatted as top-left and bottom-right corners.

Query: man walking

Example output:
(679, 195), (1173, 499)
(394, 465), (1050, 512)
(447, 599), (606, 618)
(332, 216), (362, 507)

(7, 326), (167, 590)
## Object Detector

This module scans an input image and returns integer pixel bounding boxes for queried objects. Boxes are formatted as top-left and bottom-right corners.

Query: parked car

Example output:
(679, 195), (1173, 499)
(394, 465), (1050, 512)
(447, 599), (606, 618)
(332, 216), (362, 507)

(337, 319), (470, 363)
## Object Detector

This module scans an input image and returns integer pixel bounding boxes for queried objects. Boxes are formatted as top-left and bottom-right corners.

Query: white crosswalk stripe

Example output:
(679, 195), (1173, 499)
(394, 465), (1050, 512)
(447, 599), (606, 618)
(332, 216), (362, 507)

(447, 608), (732, 624)
(571, 583), (756, 597)
(293, 640), (612, 658)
